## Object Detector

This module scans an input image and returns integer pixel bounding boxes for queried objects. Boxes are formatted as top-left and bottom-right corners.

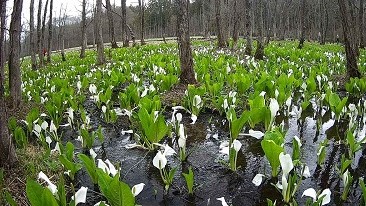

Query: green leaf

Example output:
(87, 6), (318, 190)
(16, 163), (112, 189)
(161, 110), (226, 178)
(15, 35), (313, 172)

(26, 179), (58, 206)
(78, 154), (98, 184)
(182, 167), (194, 194)
(261, 140), (284, 177)
(97, 169), (135, 206)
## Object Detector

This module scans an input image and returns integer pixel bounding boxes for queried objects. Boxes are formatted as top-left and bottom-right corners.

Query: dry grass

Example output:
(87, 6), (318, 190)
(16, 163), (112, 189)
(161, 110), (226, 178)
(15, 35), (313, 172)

(1, 144), (63, 205)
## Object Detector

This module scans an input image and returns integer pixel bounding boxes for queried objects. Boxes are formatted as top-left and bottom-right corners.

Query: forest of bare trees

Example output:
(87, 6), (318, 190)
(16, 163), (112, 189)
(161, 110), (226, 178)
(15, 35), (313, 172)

(0, 0), (359, 59)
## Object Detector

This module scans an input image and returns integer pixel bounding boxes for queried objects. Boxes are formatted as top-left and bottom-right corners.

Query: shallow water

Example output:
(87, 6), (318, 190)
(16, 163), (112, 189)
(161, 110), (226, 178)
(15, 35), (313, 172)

(62, 99), (366, 206)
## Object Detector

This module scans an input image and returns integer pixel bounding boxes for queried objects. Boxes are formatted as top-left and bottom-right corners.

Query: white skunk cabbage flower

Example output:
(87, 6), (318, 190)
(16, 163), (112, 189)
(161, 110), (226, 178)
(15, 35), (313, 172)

(252, 174), (265, 186)
(216, 197), (229, 206)
(176, 113), (182, 123)
(302, 188), (331, 205)
(231, 139), (242, 152)
(193, 95), (202, 109)
(269, 98), (279, 119)
(131, 183), (145, 197)
(41, 121), (48, 130)
(102, 105), (107, 113)
(191, 114), (197, 124)
(153, 151), (167, 169)
(89, 84), (97, 94)
(97, 159), (118, 177)
(33, 124), (42, 137)
(71, 186), (88, 205)
(90, 148), (97, 159)
(279, 152), (293, 177)
(38, 171), (58, 194)
(178, 124), (186, 148)
(302, 165), (311, 178)
(240, 129), (264, 139)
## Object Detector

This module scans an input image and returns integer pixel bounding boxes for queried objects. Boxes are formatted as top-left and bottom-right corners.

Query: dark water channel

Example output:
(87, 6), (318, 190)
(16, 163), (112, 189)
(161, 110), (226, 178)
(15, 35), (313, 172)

(62, 100), (366, 206)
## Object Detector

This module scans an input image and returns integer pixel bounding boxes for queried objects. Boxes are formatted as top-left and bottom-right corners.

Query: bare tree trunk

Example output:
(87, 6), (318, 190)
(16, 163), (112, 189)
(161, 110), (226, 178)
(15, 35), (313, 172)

(298, 0), (306, 49)
(202, 0), (210, 39)
(121, 0), (129, 47)
(29, 0), (37, 70)
(138, 0), (146, 45)
(127, 24), (136, 46)
(96, 0), (105, 65)
(106, 0), (118, 48)
(273, 0), (278, 39)
(244, 0), (252, 55)
(80, 0), (87, 58)
(0, 1), (16, 163)
(59, 8), (66, 61)
(265, 0), (271, 45)
(46, 0), (53, 62)
(338, 0), (361, 78)
(0, 0), (7, 89)
(8, 0), (23, 108)
(359, 0), (365, 48)
(176, 0), (196, 85)
(319, 0), (326, 44)
(215, 0), (227, 48)
(254, 0), (264, 60)
(231, 0), (239, 50)
(0, 0), (17, 163)
(40, 0), (49, 66)
(37, 0), (43, 67)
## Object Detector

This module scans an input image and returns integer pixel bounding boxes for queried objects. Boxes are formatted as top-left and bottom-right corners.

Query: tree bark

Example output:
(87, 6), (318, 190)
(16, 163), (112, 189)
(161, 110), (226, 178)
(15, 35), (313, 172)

(338, 0), (361, 78)
(121, 0), (129, 47)
(359, 0), (365, 48)
(0, 0), (17, 165)
(96, 0), (105, 65)
(244, 0), (252, 55)
(40, 0), (49, 66)
(106, 0), (118, 48)
(8, 0), (23, 107)
(127, 24), (136, 46)
(46, 0), (53, 62)
(215, 0), (227, 48)
(29, 0), (37, 70)
(59, 8), (66, 61)
(176, 0), (196, 85)
(80, 0), (87, 58)
(37, 0), (43, 67)
(138, 0), (146, 45)
(0, 0), (6, 94)
(298, 0), (306, 49)
(231, 0), (239, 50)
(254, 0), (264, 60)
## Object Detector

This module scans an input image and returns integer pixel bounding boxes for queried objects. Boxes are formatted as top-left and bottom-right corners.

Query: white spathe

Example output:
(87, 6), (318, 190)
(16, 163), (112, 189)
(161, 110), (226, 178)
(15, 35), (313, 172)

(252, 174), (265, 186)
(71, 186), (88, 205)
(38, 171), (58, 194)
(153, 151), (167, 170)
(131, 183), (145, 197)
(216, 197), (229, 206)
(279, 152), (293, 177)
(105, 160), (118, 177)
(269, 98), (279, 119)
(302, 165), (311, 178)
(90, 148), (97, 159)
(191, 114), (198, 124)
(302, 188), (331, 205)
(232, 139), (242, 152)
(240, 129), (264, 139)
